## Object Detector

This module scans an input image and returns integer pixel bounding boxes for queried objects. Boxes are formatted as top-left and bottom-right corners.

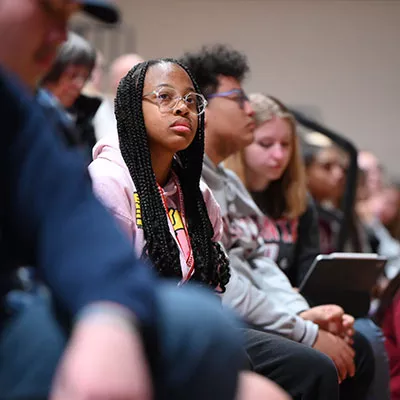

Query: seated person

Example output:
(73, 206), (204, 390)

(182, 44), (375, 400)
(88, 57), (286, 398)
(39, 31), (100, 160)
(302, 134), (369, 254)
(89, 51), (341, 399)
(225, 94), (388, 400)
(357, 174), (400, 281)
(378, 184), (400, 243)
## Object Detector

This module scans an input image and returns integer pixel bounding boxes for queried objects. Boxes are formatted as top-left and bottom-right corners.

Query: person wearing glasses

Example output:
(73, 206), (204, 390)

(89, 58), (232, 293)
(0, 2), (284, 400)
(181, 44), (377, 400)
(88, 57), (290, 399)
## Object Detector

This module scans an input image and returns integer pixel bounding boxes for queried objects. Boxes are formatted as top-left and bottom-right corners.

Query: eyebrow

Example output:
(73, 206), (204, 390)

(156, 83), (196, 92)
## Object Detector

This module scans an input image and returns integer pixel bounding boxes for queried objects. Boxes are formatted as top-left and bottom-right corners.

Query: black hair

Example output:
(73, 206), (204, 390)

(180, 44), (249, 97)
(300, 137), (321, 168)
(41, 32), (96, 84)
(114, 58), (230, 291)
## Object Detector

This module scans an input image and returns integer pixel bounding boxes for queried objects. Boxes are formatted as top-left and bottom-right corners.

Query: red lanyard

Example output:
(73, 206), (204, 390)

(157, 172), (195, 284)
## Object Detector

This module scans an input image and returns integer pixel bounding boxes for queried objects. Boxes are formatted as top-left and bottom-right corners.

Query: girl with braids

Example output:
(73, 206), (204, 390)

(88, 58), (294, 400)
(89, 58), (230, 292)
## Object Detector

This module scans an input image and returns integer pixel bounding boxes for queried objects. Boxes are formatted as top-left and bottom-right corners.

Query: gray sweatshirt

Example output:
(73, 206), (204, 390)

(202, 156), (319, 346)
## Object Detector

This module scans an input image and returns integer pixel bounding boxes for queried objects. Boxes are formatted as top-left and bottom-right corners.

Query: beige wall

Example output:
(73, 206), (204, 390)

(117, 0), (400, 177)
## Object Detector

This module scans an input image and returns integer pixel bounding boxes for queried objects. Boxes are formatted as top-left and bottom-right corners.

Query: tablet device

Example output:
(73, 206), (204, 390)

(299, 253), (387, 318)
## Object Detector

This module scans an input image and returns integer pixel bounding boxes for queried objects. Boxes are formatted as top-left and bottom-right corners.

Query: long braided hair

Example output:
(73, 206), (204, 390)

(115, 58), (230, 292)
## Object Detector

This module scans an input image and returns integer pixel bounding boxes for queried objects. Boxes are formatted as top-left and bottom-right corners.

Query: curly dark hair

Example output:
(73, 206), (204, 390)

(180, 44), (250, 97)
(114, 58), (230, 292)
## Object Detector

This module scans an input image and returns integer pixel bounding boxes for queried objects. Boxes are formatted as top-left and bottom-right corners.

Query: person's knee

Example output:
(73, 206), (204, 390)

(155, 283), (246, 399)
(354, 318), (390, 399)
(303, 345), (339, 383)
(157, 283), (243, 354)
(355, 318), (387, 362)
(0, 293), (66, 397)
(354, 318), (384, 347)
(243, 331), (339, 398)
(352, 331), (375, 382)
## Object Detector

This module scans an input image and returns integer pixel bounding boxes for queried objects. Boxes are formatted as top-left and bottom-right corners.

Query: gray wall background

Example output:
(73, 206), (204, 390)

(108, 0), (400, 177)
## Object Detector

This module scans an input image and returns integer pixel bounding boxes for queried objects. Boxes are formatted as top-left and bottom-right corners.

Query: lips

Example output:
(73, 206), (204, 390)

(247, 121), (256, 131)
(170, 118), (191, 129)
(170, 118), (192, 133)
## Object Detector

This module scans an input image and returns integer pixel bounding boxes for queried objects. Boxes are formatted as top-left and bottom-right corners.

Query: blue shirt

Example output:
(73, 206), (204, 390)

(0, 69), (157, 330)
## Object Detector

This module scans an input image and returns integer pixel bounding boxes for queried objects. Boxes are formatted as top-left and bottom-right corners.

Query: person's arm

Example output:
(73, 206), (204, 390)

(203, 168), (317, 344)
(293, 198), (321, 287)
(227, 251), (355, 379)
(1, 70), (157, 400)
(51, 302), (153, 400)
(222, 258), (319, 346)
(2, 69), (157, 328)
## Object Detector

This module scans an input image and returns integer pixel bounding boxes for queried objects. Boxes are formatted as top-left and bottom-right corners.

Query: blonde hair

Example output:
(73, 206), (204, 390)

(225, 93), (307, 219)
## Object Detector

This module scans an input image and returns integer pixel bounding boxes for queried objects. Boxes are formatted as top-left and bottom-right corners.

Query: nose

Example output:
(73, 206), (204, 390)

(243, 100), (254, 117)
(332, 165), (345, 183)
(73, 76), (87, 91)
(173, 98), (190, 116)
(271, 144), (285, 161)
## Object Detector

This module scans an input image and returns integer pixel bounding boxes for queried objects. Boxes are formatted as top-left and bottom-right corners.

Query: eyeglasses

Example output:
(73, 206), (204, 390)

(207, 89), (249, 110)
(142, 86), (208, 116)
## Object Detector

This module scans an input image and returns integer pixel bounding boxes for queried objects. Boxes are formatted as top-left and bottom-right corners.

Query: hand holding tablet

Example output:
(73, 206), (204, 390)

(299, 253), (387, 318)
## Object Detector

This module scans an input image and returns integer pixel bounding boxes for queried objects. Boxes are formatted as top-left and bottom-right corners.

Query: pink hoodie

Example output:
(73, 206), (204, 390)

(88, 137), (223, 281)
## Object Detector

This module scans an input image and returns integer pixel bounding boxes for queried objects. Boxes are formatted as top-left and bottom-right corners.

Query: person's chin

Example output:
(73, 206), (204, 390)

(267, 169), (285, 181)
(168, 135), (194, 153)
(63, 100), (75, 109)
(241, 133), (255, 148)
(65, 93), (80, 108)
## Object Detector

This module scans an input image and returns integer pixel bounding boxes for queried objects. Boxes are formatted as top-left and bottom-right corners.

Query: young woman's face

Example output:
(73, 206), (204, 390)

(48, 64), (92, 108)
(306, 147), (346, 204)
(243, 116), (293, 185)
(142, 63), (198, 155)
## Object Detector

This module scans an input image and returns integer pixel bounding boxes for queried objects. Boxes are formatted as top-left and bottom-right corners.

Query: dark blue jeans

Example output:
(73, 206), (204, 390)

(354, 318), (390, 400)
(0, 283), (245, 400)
